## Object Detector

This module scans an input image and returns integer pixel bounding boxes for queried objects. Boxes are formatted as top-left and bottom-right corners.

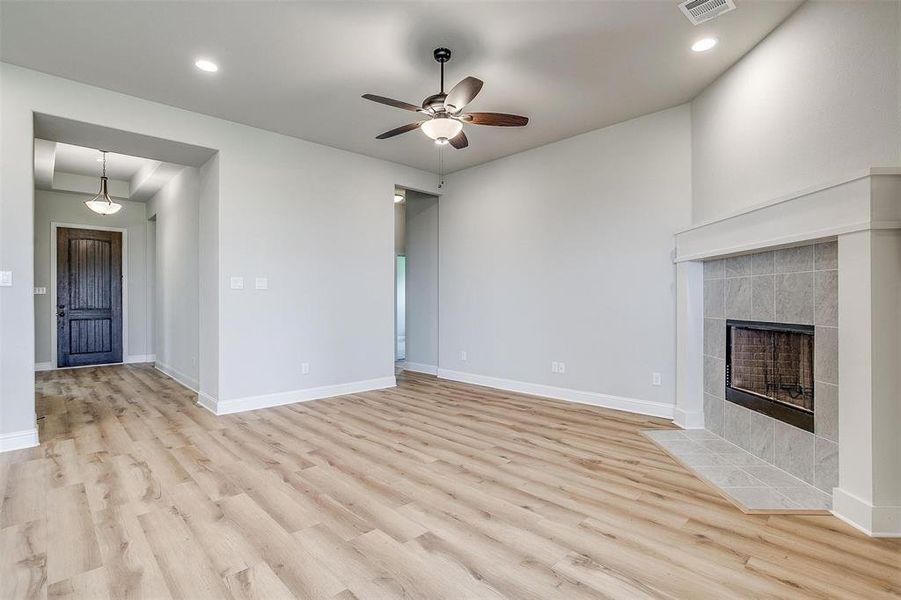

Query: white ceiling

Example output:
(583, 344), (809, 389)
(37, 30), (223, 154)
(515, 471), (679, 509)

(34, 139), (186, 202)
(1, 1), (801, 173)
(53, 142), (156, 181)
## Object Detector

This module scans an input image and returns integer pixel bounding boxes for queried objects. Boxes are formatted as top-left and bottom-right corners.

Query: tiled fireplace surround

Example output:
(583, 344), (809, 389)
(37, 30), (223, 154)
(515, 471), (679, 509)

(702, 242), (838, 494)
(672, 169), (901, 537)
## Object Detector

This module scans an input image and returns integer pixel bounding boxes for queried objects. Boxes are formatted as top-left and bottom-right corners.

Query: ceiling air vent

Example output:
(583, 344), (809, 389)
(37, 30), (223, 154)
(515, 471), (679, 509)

(679, 0), (736, 25)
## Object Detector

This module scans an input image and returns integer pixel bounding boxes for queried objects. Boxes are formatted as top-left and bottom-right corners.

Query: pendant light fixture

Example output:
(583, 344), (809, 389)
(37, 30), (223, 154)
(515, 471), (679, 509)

(84, 151), (123, 215)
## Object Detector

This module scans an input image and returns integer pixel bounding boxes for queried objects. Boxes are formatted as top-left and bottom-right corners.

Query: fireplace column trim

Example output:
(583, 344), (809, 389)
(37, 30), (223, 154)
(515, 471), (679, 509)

(674, 261), (705, 429)
(833, 229), (901, 537)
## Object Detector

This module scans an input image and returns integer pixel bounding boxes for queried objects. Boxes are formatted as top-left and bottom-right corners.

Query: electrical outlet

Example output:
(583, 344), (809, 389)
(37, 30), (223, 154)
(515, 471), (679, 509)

(551, 361), (559, 373)
(652, 372), (662, 386)
(0, 271), (12, 287)
(301, 362), (310, 375)
(460, 351), (467, 361)
(230, 276), (244, 290)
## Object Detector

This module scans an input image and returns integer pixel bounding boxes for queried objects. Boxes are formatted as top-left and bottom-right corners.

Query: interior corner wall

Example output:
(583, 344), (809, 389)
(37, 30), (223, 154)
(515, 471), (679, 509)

(691, 0), (901, 223)
(147, 167), (200, 390)
(438, 104), (693, 413)
(198, 154), (220, 401)
(404, 191), (439, 369)
(32, 190), (153, 365)
(0, 62), (437, 438)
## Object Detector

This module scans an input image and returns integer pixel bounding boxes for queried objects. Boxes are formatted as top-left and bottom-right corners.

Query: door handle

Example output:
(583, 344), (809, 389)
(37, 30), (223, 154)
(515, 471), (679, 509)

(57, 309), (66, 317)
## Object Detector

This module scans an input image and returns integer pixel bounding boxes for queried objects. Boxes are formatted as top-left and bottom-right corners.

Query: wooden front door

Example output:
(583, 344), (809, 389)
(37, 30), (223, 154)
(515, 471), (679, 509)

(57, 227), (123, 367)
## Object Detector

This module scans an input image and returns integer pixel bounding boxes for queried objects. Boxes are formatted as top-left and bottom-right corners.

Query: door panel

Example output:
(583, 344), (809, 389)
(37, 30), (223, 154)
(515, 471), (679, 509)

(57, 227), (123, 367)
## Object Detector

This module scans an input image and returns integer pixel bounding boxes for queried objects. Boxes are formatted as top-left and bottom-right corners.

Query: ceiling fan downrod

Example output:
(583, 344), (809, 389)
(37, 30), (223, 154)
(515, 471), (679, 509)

(434, 47), (451, 95)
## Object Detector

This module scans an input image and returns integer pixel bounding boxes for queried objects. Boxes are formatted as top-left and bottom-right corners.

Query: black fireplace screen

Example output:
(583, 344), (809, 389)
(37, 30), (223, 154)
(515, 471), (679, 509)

(726, 320), (815, 431)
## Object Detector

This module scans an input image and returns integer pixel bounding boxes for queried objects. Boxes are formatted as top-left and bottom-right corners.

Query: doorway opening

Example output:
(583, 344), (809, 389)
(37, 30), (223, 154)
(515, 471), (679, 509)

(394, 187), (439, 375)
(33, 114), (218, 395)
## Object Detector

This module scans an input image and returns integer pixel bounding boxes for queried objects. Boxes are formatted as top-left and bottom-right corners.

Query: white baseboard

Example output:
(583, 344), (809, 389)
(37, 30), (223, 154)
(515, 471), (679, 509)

(197, 392), (219, 415)
(436, 368), (675, 420)
(0, 428), (39, 453)
(35, 355), (156, 372)
(154, 361), (199, 394)
(209, 376), (397, 416)
(673, 407), (705, 429)
(126, 354), (156, 364)
(833, 487), (901, 537)
(403, 362), (438, 375)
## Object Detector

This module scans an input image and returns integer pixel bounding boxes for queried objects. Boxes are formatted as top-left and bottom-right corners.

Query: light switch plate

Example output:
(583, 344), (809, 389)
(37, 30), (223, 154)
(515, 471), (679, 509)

(0, 271), (11, 287)
(255, 277), (268, 290)
(34, 287), (47, 295)
(230, 276), (244, 290)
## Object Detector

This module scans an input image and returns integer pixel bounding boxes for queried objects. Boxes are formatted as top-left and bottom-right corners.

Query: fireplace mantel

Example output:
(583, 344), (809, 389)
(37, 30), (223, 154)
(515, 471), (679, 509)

(672, 168), (901, 537)
(674, 168), (901, 262)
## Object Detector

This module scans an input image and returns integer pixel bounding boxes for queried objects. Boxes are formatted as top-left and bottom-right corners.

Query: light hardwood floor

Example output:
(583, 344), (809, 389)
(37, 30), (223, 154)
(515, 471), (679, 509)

(2, 364), (898, 599)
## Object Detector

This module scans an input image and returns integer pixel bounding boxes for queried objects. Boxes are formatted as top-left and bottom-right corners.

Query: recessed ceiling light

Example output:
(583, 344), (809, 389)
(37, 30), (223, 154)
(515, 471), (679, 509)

(691, 38), (718, 52)
(194, 58), (219, 72)
(394, 194), (404, 204)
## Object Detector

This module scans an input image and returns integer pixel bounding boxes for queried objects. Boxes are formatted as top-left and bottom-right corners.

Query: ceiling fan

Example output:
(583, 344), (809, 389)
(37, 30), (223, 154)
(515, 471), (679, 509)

(362, 48), (529, 149)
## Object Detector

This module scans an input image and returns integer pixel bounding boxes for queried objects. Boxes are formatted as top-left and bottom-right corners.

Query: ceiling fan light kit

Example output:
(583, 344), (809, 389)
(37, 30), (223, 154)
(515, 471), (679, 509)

(362, 47), (529, 151)
(421, 117), (463, 144)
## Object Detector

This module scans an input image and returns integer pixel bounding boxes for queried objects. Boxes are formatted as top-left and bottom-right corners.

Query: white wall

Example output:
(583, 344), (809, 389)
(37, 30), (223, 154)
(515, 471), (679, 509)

(147, 167), (199, 390)
(405, 191), (439, 369)
(197, 155), (219, 401)
(1, 63), (438, 438)
(438, 105), (692, 412)
(32, 190), (153, 366)
(691, 0), (901, 223)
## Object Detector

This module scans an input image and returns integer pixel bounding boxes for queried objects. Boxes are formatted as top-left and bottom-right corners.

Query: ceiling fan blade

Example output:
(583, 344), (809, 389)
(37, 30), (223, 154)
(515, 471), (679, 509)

(461, 112), (529, 127)
(375, 122), (423, 139)
(362, 94), (424, 113)
(448, 130), (469, 149)
(444, 77), (483, 112)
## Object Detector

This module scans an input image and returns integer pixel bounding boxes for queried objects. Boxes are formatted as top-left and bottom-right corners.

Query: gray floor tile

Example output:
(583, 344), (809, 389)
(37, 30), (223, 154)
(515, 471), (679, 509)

(697, 438), (741, 453)
(775, 486), (833, 510)
(720, 452), (771, 467)
(722, 486), (800, 510)
(656, 439), (703, 454)
(742, 465), (808, 487)
(682, 429), (721, 441)
(677, 452), (734, 467)
(694, 466), (767, 487)
(643, 430), (688, 441)
(642, 428), (833, 512)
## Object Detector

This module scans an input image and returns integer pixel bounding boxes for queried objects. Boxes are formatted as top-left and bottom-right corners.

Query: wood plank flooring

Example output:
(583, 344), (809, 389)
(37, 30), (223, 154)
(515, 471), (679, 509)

(2, 364), (898, 599)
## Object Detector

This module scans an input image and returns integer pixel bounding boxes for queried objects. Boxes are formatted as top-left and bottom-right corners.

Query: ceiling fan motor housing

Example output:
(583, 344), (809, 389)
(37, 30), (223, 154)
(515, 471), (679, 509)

(433, 47), (451, 63)
(422, 93), (448, 113)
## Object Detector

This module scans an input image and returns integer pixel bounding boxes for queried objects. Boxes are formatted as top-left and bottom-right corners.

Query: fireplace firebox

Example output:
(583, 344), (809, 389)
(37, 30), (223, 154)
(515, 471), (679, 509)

(725, 320), (815, 432)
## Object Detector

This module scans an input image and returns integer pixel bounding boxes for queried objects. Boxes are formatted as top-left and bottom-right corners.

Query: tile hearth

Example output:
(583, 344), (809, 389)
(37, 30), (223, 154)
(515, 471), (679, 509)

(643, 429), (832, 513)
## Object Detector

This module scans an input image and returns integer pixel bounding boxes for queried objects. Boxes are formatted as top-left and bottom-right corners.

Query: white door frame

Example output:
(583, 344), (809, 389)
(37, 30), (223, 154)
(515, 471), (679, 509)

(49, 222), (128, 369)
